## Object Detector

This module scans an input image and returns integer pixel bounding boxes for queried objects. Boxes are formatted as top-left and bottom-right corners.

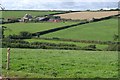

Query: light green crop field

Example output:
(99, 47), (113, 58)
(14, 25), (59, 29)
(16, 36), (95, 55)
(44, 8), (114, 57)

(2, 22), (76, 36)
(42, 18), (118, 41)
(1, 10), (62, 18)
(2, 48), (118, 78)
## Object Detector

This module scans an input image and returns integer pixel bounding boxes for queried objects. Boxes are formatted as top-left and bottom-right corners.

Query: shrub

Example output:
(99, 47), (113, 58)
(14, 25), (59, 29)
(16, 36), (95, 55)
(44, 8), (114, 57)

(8, 31), (32, 39)
(83, 45), (97, 51)
(7, 18), (19, 23)
(19, 31), (32, 39)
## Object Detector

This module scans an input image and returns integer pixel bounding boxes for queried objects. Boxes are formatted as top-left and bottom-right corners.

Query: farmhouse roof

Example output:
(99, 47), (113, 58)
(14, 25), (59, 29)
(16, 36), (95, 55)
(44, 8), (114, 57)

(23, 14), (32, 19)
(36, 17), (46, 20)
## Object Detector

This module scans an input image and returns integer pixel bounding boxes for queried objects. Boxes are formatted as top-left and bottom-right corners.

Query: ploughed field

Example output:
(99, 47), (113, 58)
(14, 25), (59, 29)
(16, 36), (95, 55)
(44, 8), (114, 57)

(2, 48), (118, 78)
(55, 11), (119, 20)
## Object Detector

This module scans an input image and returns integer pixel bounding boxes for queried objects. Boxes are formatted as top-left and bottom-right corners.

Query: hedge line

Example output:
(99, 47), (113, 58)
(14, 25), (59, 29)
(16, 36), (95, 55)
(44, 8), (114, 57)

(36, 37), (120, 45)
(32, 21), (88, 36)
(3, 38), (120, 51)
(2, 39), (99, 51)
(2, 39), (80, 50)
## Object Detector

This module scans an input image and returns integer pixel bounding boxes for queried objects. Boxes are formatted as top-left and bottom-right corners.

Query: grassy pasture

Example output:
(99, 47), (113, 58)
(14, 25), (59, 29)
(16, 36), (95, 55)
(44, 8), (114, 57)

(2, 48), (118, 78)
(2, 22), (76, 36)
(1, 10), (61, 18)
(1, 11), (119, 78)
(42, 18), (118, 41)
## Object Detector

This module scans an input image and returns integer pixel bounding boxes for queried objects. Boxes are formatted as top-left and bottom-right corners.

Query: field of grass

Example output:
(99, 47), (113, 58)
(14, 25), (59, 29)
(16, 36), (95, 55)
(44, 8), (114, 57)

(2, 48), (118, 78)
(2, 22), (76, 36)
(25, 39), (108, 50)
(42, 18), (118, 41)
(1, 10), (62, 18)
(1, 11), (119, 78)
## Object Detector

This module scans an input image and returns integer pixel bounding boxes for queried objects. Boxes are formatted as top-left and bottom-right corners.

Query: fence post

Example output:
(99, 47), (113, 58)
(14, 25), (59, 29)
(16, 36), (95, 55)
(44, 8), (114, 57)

(6, 48), (10, 70)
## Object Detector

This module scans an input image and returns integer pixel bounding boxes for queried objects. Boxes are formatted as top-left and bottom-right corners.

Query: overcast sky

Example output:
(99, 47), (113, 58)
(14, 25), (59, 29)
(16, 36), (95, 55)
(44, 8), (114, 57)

(0, 0), (119, 10)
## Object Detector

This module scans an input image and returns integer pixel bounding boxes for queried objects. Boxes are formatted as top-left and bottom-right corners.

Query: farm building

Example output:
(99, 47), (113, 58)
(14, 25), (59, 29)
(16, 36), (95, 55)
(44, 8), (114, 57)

(36, 17), (50, 21)
(22, 14), (33, 22)
(49, 16), (61, 22)
(35, 16), (61, 22)
(49, 19), (61, 22)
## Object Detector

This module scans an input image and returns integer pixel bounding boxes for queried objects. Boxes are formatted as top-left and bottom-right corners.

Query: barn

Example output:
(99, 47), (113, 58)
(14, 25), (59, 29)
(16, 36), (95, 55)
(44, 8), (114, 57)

(22, 14), (33, 22)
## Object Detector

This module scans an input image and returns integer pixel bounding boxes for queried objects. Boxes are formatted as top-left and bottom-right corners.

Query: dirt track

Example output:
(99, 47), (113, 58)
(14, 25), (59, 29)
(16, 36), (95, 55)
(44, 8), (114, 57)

(55, 11), (119, 20)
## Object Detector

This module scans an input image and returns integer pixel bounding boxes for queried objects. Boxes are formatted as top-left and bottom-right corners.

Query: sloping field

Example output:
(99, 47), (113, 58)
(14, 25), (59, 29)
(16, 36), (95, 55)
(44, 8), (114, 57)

(2, 22), (76, 36)
(1, 10), (62, 18)
(55, 11), (119, 20)
(42, 18), (118, 41)
(2, 48), (118, 78)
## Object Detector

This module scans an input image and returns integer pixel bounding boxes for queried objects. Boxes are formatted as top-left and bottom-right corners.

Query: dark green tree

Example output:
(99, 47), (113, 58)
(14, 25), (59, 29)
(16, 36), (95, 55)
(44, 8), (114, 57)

(113, 34), (119, 41)
(1, 26), (7, 38)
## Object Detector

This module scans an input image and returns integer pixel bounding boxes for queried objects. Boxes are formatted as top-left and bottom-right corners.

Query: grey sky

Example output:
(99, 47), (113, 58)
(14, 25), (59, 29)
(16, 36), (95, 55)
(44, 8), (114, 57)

(1, 0), (119, 10)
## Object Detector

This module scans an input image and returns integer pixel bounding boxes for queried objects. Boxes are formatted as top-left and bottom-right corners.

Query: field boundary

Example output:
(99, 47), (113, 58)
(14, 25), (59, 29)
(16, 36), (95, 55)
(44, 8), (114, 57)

(32, 15), (118, 37)
(32, 21), (88, 36)
(37, 37), (119, 45)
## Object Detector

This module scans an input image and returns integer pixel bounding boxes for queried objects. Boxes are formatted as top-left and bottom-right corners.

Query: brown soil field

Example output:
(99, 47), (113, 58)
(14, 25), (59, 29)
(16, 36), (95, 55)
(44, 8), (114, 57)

(55, 11), (119, 20)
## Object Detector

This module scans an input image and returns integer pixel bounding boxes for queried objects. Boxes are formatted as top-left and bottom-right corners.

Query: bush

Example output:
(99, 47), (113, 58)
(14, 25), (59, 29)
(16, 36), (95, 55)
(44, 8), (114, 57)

(83, 45), (97, 51)
(7, 18), (19, 23)
(19, 31), (32, 39)
(8, 31), (32, 39)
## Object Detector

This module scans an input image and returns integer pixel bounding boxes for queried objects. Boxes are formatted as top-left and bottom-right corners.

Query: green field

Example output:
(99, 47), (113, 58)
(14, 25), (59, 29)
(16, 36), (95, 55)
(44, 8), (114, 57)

(1, 10), (62, 18)
(2, 18), (118, 41)
(2, 48), (118, 78)
(2, 22), (76, 36)
(42, 18), (118, 41)
(1, 11), (119, 78)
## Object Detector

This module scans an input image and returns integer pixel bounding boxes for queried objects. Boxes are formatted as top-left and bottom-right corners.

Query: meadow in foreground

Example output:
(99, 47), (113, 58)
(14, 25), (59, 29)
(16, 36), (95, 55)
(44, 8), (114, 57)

(2, 48), (118, 78)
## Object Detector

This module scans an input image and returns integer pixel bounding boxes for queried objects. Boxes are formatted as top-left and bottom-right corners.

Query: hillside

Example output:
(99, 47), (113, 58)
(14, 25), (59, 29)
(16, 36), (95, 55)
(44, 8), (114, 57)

(42, 18), (118, 41)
